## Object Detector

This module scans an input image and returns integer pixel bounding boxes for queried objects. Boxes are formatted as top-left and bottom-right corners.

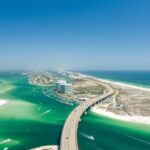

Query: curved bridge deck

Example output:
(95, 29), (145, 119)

(60, 80), (114, 150)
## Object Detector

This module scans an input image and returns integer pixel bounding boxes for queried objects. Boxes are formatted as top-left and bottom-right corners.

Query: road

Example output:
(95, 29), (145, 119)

(60, 79), (114, 150)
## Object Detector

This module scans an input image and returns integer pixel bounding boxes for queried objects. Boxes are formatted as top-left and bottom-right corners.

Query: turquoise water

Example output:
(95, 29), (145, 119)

(0, 71), (150, 150)
(0, 72), (74, 149)
(78, 112), (150, 150)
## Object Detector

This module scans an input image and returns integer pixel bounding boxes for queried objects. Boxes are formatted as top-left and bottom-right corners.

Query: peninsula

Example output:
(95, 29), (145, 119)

(65, 71), (150, 125)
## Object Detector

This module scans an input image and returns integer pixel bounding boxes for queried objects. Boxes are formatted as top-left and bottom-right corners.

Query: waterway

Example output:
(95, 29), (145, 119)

(0, 71), (150, 150)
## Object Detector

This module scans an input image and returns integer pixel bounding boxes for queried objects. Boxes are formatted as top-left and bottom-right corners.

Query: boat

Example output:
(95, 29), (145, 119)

(89, 136), (94, 140)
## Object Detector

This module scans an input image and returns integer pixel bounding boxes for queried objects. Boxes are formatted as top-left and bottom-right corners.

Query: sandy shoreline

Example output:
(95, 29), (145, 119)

(31, 145), (58, 150)
(79, 73), (150, 124)
(79, 73), (150, 92)
(0, 100), (7, 106)
(92, 107), (150, 125)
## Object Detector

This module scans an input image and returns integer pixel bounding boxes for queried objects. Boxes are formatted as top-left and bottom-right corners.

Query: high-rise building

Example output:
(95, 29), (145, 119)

(56, 80), (72, 94)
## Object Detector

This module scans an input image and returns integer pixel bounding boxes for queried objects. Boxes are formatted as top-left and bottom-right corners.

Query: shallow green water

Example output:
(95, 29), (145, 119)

(0, 72), (74, 149)
(0, 72), (150, 150)
(78, 112), (150, 150)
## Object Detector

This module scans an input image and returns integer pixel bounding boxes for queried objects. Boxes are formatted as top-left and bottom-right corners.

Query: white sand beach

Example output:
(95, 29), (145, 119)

(0, 100), (7, 106)
(31, 145), (58, 150)
(96, 78), (150, 92)
(92, 107), (150, 125)
(79, 73), (150, 92)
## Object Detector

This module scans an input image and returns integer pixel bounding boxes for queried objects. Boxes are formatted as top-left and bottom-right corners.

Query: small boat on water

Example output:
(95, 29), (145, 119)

(88, 136), (94, 140)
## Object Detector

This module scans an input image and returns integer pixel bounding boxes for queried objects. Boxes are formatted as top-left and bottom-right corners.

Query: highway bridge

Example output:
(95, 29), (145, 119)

(60, 79), (114, 150)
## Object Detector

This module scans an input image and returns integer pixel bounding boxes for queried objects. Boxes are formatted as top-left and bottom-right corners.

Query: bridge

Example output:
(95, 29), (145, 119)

(60, 79), (114, 150)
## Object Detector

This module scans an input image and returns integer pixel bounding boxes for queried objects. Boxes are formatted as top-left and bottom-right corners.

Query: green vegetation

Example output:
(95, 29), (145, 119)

(75, 85), (104, 95)
(72, 78), (86, 84)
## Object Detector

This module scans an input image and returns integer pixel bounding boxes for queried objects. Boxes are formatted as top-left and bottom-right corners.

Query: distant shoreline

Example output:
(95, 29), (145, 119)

(79, 73), (150, 92)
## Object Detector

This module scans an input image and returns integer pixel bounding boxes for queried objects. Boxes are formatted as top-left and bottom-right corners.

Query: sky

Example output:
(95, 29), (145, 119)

(0, 0), (150, 70)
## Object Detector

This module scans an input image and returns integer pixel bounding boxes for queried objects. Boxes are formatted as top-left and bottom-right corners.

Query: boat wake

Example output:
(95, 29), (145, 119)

(40, 109), (51, 116)
(82, 133), (95, 141)
(122, 133), (150, 145)
(0, 139), (11, 145)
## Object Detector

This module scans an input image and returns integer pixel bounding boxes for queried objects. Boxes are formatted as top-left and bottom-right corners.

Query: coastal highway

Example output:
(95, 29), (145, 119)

(60, 79), (114, 150)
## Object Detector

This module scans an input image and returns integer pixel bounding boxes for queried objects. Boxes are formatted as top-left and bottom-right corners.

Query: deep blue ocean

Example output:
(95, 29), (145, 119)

(78, 71), (150, 88)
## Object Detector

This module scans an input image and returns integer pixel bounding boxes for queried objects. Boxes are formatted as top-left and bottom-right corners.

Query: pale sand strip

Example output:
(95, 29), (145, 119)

(92, 107), (150, 125)
(79, 73), (150, 92)
(96, 78), (150, 92)
(0, 100), (7, 106)
(31, 145), (58, 150)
